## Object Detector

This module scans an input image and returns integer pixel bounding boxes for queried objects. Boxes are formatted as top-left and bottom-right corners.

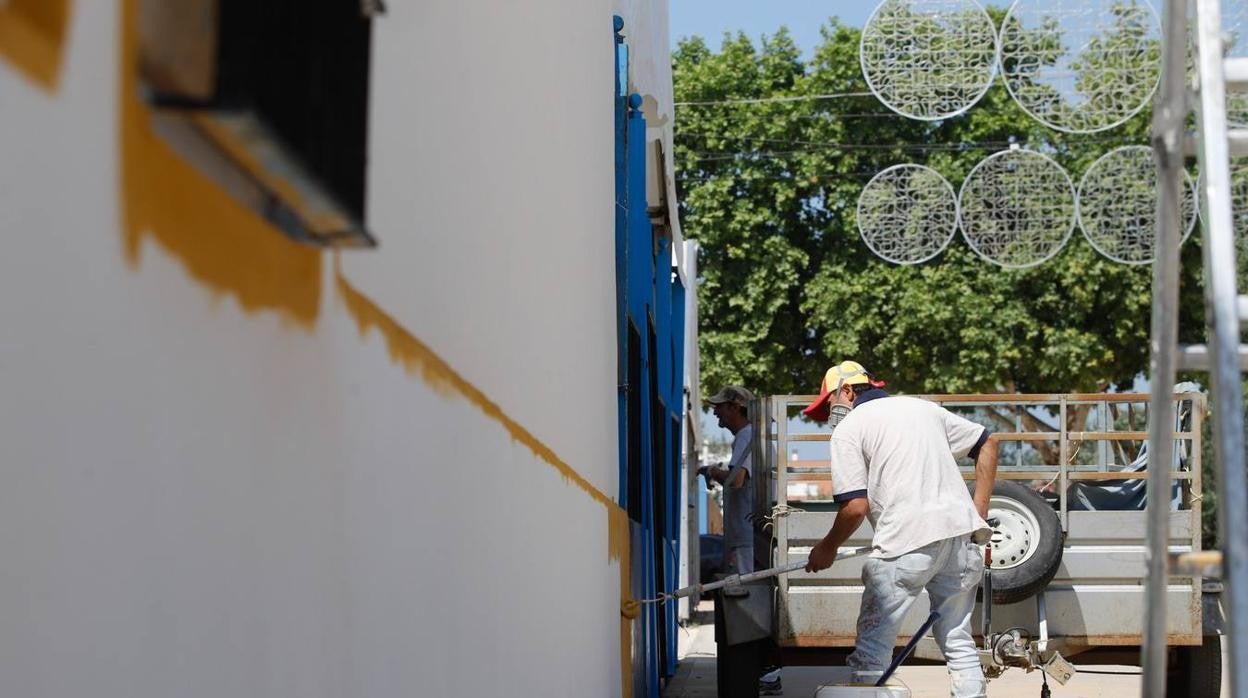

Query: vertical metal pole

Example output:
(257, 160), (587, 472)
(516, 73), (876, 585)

(1144, 0), (1187, 693)
(1191, 396), (1204, 556)
(1059, 397), (1069, 531)
(775, 398), (789, 596)
(1190, 397), (1205, 609)
(1015, 411), (1023, 469)
(1099, 400), (1110, 470)
(1193, 1), (1248, 693)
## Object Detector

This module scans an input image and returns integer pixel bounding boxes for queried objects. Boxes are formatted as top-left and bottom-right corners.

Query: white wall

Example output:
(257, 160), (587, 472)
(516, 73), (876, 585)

(0, 0), (675, 695)
(345, 0), (621, 496)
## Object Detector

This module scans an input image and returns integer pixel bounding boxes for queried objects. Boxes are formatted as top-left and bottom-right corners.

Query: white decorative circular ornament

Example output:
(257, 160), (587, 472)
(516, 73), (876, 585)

(860, 0), (999, 120)
(1077, 146), (1197, 264)
(998, 0), (1162, 133)
(958, 149), (1076, 269)
(857, 164), (960, 264)
(1223, 1), (1248, 129)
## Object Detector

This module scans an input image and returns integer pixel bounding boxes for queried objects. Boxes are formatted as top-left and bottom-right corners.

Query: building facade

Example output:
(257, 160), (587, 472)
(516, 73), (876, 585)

(0, 1), (691, 695)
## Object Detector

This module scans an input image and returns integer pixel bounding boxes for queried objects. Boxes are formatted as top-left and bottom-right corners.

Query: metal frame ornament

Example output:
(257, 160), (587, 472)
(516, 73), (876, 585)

(860, 0), (999, 120)
(857, 164), (960, 264)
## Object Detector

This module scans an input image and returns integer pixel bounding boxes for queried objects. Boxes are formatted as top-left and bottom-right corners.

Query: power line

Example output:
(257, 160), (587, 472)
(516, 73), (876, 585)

(676, 132), (1144, 146)
(677, 112), (907, 120)
(674, 170), (905, 184)
(677, 111), (912, 122)
(675, 134), (985, 149)
(678, 144), (1015, 157)
(674, 91), (874, 107)
(678, 146), (1022, 162)
(674, 137), (1144, 161)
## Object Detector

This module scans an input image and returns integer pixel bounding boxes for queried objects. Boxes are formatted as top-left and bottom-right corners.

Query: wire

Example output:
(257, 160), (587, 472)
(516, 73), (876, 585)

(675, 138), (1144, 162)
(674, 172), (891, 184)
(676, 112), (931, 123)
(675, 91), (874, 107)
(674, 171), (899, 184)
(675, 132), (1144, 148)
(1075, 669), (1143, 676)
(678, 145), (1020, 162)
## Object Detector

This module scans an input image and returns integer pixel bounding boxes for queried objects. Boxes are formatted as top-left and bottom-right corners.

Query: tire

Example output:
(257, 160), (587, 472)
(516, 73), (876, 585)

(1168, 634), (1222, 697)
(970, 480), (1064, 604)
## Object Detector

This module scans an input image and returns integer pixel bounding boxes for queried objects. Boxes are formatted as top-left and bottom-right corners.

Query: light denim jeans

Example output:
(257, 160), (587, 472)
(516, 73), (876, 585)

(847, 534), (987, 698)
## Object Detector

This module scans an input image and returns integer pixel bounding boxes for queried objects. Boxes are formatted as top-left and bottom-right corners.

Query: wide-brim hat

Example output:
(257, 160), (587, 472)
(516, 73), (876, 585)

(706, 385), (755, 408)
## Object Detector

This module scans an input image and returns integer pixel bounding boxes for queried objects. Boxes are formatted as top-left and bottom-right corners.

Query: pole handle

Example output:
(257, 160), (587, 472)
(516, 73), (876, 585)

(669, 545), (873, 599)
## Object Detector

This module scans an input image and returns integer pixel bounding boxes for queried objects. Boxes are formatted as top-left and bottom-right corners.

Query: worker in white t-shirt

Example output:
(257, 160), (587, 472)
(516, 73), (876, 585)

(801, 361), (998, 698)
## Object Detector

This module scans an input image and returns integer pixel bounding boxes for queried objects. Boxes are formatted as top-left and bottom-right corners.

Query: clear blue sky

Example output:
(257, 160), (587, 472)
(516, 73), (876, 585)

(669, 0), (875, 55)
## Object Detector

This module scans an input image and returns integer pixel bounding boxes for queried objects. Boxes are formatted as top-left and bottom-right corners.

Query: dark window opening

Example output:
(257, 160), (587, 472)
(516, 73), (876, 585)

(648, 319), (668, 669)
(137, 0), (377, 247)
(670, 413), (680, 534)
(627, 322), (643, 523)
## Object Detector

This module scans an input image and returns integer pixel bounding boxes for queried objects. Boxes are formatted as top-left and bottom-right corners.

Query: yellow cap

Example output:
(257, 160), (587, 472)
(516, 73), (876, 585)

(824, 361), (871, 390)
(802, 361), (872, 422)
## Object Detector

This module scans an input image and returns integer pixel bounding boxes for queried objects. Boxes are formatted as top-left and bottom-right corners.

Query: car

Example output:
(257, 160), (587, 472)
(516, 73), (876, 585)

(700, 533), (725, 585)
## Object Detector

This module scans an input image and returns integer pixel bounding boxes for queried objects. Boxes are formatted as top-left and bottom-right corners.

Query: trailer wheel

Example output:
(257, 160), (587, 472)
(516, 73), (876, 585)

(1168, 634), (1222, 697)
(971, 480), (1063, 604)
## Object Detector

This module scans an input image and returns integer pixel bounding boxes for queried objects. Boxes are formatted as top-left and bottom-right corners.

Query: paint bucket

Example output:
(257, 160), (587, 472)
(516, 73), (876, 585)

(811, 668), (911, 697)
(812, 683), (911, 698)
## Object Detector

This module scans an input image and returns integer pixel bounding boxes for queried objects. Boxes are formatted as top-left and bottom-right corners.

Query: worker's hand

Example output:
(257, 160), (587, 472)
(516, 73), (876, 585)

(697, 466), (715, 491)
(805, 540), (838, 573)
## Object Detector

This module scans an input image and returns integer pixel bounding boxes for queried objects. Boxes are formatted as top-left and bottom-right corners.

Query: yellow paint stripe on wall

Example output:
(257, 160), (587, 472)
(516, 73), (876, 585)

(0, 0), (72, 92)
(334, 262), (616, 511)
(334, 264), (635, 697)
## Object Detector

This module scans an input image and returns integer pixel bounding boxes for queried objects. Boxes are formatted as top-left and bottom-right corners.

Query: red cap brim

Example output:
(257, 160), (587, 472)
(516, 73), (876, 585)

(802, 389), (834, 423)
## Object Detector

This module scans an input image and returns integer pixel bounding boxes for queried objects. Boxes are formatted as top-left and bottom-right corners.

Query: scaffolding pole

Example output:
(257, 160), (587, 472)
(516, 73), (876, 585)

(1143, 1), (1188, 694)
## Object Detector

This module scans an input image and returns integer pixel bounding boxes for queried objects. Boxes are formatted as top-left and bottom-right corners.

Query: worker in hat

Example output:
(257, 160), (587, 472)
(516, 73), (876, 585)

(801, 361), (998, 698)
(701, 385), (785, 695)
(699, 385), (757, 575)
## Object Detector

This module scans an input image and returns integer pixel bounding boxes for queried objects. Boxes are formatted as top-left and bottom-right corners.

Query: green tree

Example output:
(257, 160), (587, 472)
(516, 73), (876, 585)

(674, 19), (1207, 406)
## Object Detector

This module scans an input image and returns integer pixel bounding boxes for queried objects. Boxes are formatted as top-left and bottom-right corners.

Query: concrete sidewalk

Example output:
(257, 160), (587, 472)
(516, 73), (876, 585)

(662, 602), (1160, 698)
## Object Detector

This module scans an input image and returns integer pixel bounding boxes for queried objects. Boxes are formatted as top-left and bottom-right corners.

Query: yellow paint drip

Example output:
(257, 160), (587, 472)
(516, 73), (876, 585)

(0, 0), (72, 91)
(118, 0), (322, 328)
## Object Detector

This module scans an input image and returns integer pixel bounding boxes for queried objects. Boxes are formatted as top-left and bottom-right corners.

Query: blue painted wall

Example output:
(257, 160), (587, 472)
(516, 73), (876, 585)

(613, 14), (685, 696)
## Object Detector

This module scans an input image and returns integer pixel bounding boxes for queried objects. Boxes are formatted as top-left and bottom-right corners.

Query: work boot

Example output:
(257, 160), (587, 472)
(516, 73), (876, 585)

(759, 665), (783, 695)
(949, 668), (988, 698)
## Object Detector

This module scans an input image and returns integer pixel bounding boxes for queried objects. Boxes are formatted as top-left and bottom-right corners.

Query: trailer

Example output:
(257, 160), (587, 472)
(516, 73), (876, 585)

(713, 391), (1221, 696)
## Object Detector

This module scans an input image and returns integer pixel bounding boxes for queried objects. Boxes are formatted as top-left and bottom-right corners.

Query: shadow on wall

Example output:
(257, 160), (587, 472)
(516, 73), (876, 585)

(0, 0), (73, 91)
(117, 0), (322, 329)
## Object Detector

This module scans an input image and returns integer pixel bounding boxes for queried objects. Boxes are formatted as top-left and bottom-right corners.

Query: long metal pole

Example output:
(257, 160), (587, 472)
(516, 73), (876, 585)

(1193, 0), (1248, 693)
(1143, 0), (1188, 692)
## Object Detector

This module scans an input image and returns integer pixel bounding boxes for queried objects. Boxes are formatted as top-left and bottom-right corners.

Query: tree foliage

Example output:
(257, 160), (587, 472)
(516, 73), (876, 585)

(674, 17), (1207, 399)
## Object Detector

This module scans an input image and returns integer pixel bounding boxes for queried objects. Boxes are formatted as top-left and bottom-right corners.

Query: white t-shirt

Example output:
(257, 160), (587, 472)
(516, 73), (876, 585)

(829, 393), (991, 558)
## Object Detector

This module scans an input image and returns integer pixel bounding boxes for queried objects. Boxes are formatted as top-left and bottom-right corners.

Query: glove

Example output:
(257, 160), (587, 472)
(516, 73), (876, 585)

(697, 465), (714, 490)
